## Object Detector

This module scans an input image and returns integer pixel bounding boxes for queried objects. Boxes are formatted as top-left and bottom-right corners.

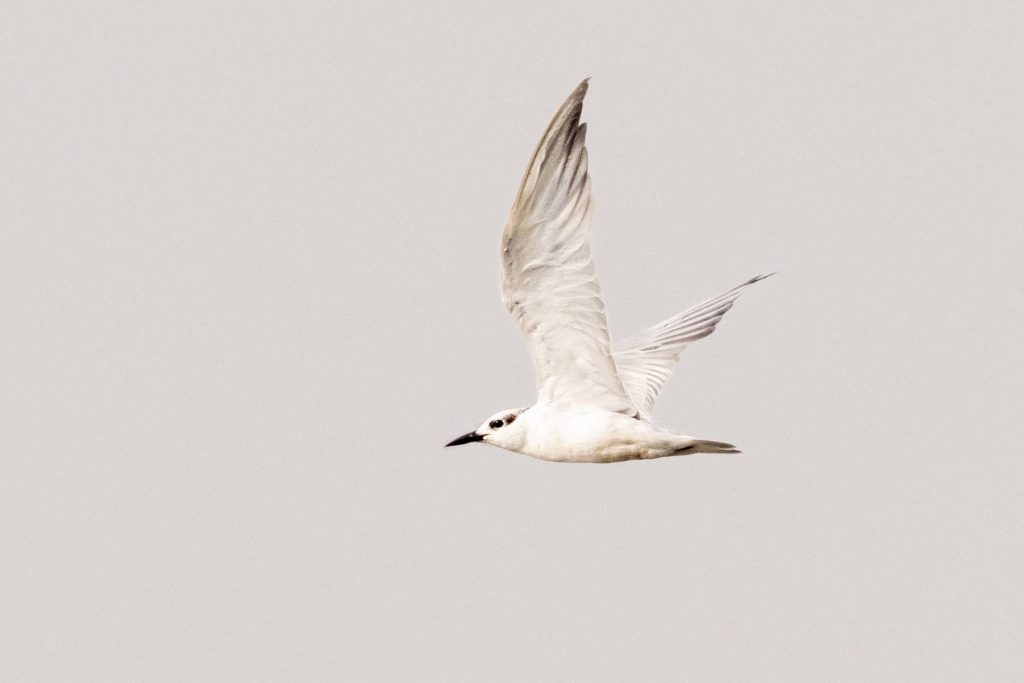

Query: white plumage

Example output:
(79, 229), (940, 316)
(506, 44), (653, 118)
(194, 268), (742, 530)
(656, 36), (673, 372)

(447, 80), (770, 463)
(613, 273), (771, 421)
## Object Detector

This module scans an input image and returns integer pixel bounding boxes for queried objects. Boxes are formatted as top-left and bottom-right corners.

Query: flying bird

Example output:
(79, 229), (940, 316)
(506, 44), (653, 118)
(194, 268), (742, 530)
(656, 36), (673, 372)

(447, 80), (770, 463)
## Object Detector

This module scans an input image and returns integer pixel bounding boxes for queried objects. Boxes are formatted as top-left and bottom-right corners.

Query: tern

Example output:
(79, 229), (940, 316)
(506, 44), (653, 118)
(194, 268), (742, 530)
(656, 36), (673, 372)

(447, 79), (770, 463)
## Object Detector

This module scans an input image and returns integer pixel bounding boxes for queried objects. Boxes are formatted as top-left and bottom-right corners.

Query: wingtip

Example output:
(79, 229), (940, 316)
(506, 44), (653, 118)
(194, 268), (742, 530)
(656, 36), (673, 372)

(747, 272), (776, 285)
(554, 79), (591, 126)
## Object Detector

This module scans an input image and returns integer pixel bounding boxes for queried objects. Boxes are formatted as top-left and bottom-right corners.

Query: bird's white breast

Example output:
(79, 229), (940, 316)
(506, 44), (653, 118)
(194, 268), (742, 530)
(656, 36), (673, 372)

(514, 405), (682, 463)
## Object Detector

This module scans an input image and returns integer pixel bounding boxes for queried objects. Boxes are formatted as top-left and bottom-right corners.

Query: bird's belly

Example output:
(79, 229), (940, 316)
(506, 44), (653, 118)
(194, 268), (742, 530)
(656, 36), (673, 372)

(519, 413), (669, 463)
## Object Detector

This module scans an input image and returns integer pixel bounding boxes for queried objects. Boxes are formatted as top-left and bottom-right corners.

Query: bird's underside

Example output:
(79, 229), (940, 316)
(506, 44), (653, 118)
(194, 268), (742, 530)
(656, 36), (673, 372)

(502, 405), (742, 463)
(446, 79), (770, 462)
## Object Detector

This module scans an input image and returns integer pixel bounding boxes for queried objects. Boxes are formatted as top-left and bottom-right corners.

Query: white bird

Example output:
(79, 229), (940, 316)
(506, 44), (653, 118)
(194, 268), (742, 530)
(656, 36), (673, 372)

(446, 79), (770, 463)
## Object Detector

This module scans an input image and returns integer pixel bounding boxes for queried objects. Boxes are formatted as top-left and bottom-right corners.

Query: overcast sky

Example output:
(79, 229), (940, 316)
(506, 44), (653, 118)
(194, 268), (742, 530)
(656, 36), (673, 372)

(2, 1), (1022, 680)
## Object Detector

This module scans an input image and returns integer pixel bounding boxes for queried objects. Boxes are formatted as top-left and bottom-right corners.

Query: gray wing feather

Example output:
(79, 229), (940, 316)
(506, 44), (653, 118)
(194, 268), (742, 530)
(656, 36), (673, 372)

(613, 274), (771, 419)
(501, 80), (635, 413)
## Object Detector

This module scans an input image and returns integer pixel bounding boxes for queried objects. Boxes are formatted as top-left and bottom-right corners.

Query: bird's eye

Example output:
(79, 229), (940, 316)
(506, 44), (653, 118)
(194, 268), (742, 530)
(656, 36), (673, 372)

(489, 419), (504, 430)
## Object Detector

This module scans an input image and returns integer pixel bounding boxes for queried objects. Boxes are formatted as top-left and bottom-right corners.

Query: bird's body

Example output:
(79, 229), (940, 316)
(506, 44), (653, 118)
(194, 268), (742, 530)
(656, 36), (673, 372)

(446, 79), (770, 463)
(488, 405), (735, 463)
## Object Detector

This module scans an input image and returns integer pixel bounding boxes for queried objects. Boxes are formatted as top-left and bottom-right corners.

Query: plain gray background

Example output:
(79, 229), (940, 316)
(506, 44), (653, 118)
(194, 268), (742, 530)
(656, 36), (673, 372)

(2, 1), (1022, 680)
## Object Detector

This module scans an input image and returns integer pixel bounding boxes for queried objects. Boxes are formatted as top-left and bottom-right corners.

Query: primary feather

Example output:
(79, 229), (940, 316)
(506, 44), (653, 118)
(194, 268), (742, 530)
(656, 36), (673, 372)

(614, 274), (772, 420)
(501, 79), (636, 414)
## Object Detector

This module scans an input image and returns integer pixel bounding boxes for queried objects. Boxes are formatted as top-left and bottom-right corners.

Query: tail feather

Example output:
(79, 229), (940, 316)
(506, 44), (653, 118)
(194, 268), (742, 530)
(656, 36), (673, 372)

(682, 439), (741, 455)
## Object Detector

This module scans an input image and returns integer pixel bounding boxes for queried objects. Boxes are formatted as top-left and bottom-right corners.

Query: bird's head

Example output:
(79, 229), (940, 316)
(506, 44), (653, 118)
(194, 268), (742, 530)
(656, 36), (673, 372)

(446, 408), (528, 451)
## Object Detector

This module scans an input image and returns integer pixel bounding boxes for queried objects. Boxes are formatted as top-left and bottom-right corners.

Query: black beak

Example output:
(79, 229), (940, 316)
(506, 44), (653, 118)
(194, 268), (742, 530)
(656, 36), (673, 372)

(445, 431), (484, 447)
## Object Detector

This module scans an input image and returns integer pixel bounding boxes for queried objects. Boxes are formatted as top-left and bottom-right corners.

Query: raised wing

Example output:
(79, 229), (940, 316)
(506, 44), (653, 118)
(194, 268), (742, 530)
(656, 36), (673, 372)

(501, 80), (635, 413)
(614, 274), (771, 419)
